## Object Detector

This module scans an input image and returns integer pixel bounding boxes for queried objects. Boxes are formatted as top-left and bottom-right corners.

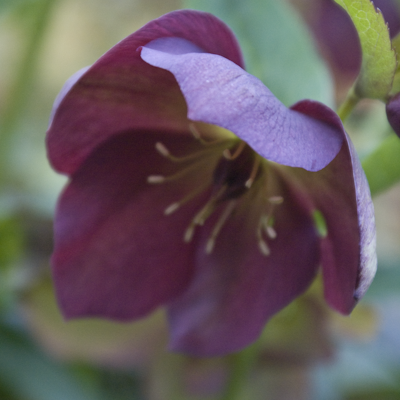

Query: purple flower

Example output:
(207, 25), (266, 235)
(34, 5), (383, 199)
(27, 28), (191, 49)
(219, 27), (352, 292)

(47, 10), (376, 356)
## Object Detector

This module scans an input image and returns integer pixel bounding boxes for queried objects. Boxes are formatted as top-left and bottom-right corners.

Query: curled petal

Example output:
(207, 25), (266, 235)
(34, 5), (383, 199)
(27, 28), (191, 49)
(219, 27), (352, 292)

(288, 100), (376, 313)
(46, 10), (243, 175)
(140, 37), (344, 172)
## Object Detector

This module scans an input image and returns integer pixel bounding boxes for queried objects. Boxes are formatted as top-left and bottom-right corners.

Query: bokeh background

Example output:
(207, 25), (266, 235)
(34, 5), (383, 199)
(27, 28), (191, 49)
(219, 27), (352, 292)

(1, 0), (400, 399)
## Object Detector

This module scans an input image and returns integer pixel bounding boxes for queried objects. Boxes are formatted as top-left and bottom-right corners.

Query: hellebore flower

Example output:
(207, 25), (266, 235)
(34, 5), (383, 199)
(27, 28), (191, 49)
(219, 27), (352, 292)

(47, 10), (376, 356)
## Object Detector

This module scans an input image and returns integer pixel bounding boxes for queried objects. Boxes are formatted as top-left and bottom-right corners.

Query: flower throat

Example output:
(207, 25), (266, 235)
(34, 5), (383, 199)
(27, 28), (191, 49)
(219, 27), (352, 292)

(147, 125), (283, 255)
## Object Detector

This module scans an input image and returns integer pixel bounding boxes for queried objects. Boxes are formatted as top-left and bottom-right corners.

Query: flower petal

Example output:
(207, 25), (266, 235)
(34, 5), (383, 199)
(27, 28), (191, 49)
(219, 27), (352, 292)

(51, 131), (216, 320)
(140, 37), (344, 172)
(167, 170), (320, 356)
(386, 93), (400, 138)
(46, 10), (243, 175)
(288, 100), (376, 314)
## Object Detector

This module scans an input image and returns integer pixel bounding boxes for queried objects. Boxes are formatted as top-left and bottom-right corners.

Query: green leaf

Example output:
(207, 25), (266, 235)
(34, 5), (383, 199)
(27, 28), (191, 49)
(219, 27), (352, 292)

(362, 134), (400, 196)
(183, 0), (333, 107)
(334, 0), (396, 100)
(0, 324), (100, 400)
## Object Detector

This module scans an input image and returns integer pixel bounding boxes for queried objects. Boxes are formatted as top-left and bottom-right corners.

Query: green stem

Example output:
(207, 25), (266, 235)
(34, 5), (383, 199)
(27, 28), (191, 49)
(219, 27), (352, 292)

(336, 88), (360, 122)
(220, 343), (259, 400)
(0, 0), (58, 183)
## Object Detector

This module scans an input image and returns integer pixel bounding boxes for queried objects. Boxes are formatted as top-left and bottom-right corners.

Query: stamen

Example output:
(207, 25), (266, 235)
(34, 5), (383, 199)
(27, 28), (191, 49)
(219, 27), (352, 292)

(164, 182), (209, 215)
(183, 186), (227, 242)
(266, 226), (277, 240)
(148, 161), (211, 186)
(154, 141), (222, 163)
(184, 225), (196, 243)
(189, 123), (202, 141)
(147, 175), (166, 184)
(205, 200), (237, 254)
(164, 202), (180, 215)
(223, 141), (246, 160)
(257, 217), (271, 257)
(189, 123), (229, 147)
(260, 215), (277, 239)
(155, 142), (171, 157)
(268, 196), (284, 205)
(245, 156), (261, 188)
(258, 239), (271, 256)
(184, 201), (216, 242)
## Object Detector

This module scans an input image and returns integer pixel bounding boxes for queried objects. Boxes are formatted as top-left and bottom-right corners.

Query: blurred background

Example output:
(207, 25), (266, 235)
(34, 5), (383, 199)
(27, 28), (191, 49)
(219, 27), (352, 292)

(1, 0), (400, 399)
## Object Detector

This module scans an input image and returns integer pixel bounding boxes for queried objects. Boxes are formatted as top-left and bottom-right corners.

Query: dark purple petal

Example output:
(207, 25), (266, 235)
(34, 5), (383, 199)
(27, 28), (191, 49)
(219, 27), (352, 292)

(46, 10), (243, 175)
(386, 93), (400, 138)
(141, 38), (344, 172)
(48, 67), (90, 127)
(289, 100), (376, 313)
(167, 172), (320, 356)
(51, 131), (217, 320)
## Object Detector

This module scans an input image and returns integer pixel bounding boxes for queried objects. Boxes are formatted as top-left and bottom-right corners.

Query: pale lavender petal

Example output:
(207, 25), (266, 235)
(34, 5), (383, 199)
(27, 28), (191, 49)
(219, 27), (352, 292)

(141, 37), (344, 172)
(47, 10), (243, 175)
(167, 170), (320, 356)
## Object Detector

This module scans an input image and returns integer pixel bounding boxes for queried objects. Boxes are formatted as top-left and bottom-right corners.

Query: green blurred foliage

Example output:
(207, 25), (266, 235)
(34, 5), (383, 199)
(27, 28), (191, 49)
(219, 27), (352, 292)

(362, 134), (400, 196)
(184, 0), (334, 107)
(334, 0), (396, 100)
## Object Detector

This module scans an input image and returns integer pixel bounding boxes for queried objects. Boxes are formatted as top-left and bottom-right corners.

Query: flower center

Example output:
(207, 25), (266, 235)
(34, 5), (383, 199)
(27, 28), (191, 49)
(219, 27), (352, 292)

(147, 124), (283, 255)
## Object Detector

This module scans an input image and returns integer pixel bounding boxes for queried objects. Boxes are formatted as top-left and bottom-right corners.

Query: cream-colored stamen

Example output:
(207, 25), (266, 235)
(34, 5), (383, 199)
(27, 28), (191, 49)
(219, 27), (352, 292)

(184, 202), (216, 242)
(205, 200), (237, 254)
(245, 156), (261, 188)
(183, 186), (227, 242)
(223, 141), (246, 160)
(164, 182), (210, 215)
(268, 196), (284, 205)
(154, 141), (222, 163)
(258, 239), (271, 256)
(189, 123), (202, 141)
(189, 123), (229, 147)
(147, 175), (166, 184)
(164, 202), (180, 215)
(155, 142), (171, 157)
(266, 225), (277, 240)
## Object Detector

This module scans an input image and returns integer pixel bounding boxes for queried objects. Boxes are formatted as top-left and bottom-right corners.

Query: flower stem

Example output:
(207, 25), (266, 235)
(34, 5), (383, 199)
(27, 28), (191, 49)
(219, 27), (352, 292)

(220, 343), (259, 400)
(337, 88), (360, 122)
(0, 0), (58, 183)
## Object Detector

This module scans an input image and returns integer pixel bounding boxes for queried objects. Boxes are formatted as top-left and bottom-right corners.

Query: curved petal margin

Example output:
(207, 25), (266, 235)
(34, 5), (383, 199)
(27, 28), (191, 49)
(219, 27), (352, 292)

(287, 100), (376, 313)
(140, 37), (344, 172)
(47, 10), (244, 175)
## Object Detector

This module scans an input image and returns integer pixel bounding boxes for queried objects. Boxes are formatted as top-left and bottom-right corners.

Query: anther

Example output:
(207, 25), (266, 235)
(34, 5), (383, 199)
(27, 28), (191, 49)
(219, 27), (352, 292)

(155, 142), (171, 157)
(258, 239), (271, 256)
(184, 225), (196, 243)
(223, 141), (246, 160)
(147, 175), (166, 184)
(245, 156), (261, 188)
(205, 200), (236, 254)
(268, 196), (284, 205)
(164, 182), (209, 216)
(266, 226), (277, 239)
(189, 123), (202, 140)
(164, 202), (180, 215)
